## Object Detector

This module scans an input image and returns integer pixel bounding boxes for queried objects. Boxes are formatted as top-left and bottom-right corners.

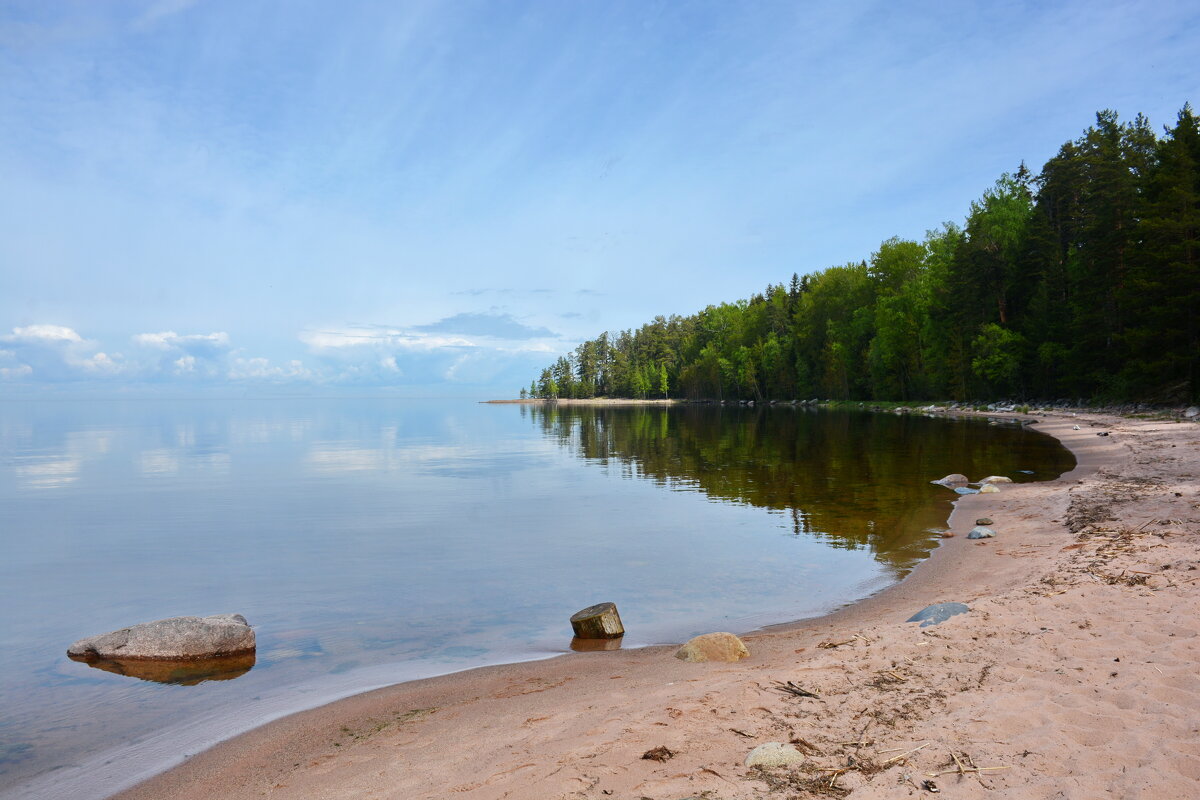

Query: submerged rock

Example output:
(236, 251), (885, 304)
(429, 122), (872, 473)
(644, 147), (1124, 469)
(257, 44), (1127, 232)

(967, 527), (996, 539)
(675, 632), (749, 663)
(954, 486), (980, 495)
(931, 474), (969, 487)
(906, 602), (970, 627)
(68, 614), (255, 662)
(745, 742), (805, 768)
(980, 475), (1013, 484)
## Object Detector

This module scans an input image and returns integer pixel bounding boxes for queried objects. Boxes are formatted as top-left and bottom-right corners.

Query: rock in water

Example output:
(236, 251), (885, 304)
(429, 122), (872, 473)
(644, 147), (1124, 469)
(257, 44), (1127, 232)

(906, 602), (970, 627)
(570, 602), (625, 639)
(675, 632), (749, 663)
(68, 614), (255, 661)
(745, 742), (804, 768)
(979, 484), (1001, 493)
(967, 526), (996, 539)
(979, 475), (1013, 484)
(954, 486), (980, 495)
(931, 474), (969, 487)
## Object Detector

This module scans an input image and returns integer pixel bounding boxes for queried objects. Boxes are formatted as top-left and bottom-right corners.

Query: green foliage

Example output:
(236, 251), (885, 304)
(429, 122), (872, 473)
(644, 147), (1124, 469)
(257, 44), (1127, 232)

(526, 105), (1200, 403)
(970, 323), (1026, 393)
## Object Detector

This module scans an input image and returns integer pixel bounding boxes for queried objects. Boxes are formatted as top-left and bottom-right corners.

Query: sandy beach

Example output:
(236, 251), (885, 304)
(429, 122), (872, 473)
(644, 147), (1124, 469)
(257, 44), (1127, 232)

(113, 411), (1200, 800)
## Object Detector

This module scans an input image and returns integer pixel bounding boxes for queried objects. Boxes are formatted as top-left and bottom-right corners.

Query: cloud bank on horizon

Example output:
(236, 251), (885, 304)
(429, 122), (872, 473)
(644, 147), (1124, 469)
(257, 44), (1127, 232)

(0, 313), (560, 391)
(1, 0), (1197, 394)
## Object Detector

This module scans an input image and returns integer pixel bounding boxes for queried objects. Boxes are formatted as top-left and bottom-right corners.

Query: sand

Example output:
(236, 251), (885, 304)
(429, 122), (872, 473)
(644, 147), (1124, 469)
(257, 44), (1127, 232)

(113, 412), (1200, 800)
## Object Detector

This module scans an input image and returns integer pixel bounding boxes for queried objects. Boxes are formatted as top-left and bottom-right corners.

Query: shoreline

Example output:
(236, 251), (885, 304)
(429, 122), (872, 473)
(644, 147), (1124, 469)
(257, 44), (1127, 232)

(112, 411), (1199, 799)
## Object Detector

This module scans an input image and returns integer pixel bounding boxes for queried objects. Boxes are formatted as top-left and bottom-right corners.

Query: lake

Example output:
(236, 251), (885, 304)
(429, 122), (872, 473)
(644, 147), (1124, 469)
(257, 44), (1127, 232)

(0, 399), (1074, 799)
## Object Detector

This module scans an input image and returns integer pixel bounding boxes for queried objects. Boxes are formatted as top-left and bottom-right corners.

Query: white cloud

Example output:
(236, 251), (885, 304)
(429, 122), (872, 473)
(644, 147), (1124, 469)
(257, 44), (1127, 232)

(300, 326), (474, 352)
(132, 329), (232, 379)
(228, 357), (315, 381)
(133, 330), (231, 351)
(0, 324), (125, 380)
(10, 324), (83, 343)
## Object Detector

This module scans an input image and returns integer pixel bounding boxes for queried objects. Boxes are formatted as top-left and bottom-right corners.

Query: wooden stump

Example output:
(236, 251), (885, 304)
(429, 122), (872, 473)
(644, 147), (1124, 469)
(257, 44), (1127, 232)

(570, 602), (624, 639)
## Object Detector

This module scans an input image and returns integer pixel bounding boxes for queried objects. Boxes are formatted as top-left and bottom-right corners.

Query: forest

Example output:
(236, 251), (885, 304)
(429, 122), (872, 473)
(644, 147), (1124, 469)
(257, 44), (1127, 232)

(527, 106), (1199, 403)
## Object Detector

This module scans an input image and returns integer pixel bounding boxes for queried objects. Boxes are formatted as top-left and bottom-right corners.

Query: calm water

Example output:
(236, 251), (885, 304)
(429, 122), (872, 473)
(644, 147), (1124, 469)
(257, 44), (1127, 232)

(0, 399), (1074, 799)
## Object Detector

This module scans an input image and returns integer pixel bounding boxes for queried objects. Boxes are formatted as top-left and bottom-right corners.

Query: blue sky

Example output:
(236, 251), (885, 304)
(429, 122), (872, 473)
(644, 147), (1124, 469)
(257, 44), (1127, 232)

(2, 0), (1197, 395)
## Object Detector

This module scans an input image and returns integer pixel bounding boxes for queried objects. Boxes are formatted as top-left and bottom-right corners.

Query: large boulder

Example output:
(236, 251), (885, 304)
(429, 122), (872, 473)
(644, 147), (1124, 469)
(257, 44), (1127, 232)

(674, 632), (749, 663)
(68, 614), (255, 661)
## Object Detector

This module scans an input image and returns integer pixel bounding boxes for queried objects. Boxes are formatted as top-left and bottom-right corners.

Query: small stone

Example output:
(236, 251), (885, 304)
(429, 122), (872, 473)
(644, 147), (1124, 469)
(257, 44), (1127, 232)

(1184, 406), (1199, 418)
(954, 486), (980, 495)
(745, 742), (804, 768)
(967, 526), (996, 539)
(675, 632), (749, 663)
(906, 602), (970, 627)
(979, 484), (1001, 493)
(975, 517), (994, 525)
(931, 474), (969, 487)
(979, 475), (1013, 484)
(940, 531), (956, 538)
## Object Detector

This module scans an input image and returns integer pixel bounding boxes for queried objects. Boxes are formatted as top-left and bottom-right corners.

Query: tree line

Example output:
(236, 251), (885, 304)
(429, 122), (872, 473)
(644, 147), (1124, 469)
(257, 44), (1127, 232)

(527, 106), (1199, 403)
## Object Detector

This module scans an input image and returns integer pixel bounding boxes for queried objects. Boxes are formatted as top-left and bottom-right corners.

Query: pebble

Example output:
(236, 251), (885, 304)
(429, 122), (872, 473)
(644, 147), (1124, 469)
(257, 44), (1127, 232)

(976, 517), (994, 525)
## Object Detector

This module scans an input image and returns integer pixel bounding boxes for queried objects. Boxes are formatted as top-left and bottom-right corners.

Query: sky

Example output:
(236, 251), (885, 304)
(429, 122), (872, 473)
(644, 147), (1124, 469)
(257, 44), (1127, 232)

(1, 0), (1197, 396)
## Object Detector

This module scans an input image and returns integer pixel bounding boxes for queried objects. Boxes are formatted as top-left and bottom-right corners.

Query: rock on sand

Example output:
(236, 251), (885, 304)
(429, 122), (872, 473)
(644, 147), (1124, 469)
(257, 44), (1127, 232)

(68, 614), (255, 661)
(745, 742), (805, 768)
(675, 632), (749, 663)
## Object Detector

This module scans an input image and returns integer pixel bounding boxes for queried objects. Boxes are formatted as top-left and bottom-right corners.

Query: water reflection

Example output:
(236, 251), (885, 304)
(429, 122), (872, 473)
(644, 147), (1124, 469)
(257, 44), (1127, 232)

(68, 653), (255, 686)
(528, 404), (1076, 574)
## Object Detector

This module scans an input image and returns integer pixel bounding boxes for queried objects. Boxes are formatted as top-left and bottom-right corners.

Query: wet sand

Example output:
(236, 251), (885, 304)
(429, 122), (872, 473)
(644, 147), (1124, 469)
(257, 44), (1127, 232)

(114, 412), (1200, 799)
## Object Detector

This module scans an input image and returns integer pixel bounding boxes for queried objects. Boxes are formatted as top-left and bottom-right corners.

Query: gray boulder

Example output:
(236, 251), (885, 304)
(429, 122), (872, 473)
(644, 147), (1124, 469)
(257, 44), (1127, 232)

(966, 526), (996, 539)
(1185, 406), (1199, 418)
(68, 614), (255, 661)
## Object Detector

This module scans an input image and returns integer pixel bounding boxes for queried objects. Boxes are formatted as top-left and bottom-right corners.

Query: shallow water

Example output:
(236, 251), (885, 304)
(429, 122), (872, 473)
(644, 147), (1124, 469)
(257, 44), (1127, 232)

(0, 399), (1073, 798)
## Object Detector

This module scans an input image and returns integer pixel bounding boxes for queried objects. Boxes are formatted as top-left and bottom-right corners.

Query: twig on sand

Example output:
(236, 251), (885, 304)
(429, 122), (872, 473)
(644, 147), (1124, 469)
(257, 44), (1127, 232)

(925, 765), (1010, 777)
(881, 742), (931, 765)
(818, 633), (873, 649)
(773, 680), (821, 699)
